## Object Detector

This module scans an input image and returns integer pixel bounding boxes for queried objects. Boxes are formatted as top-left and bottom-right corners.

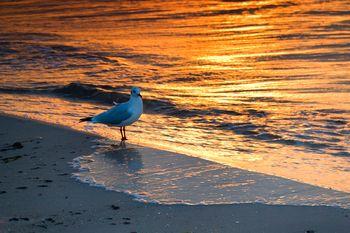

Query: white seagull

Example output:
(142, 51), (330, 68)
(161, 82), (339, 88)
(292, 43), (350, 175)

(80, 87), (143, 141)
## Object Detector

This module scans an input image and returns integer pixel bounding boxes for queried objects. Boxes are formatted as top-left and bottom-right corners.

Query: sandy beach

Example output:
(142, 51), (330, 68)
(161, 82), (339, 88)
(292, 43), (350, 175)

(0, 114), (349, 233)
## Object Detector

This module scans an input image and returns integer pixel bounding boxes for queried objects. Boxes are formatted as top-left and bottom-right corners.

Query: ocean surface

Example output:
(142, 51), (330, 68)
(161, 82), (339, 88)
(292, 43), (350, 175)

(0, 0), (349, 205)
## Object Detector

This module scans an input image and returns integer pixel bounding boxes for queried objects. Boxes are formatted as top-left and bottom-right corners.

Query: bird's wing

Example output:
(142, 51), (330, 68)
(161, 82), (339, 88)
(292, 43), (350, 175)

(92, 102), (131, 125)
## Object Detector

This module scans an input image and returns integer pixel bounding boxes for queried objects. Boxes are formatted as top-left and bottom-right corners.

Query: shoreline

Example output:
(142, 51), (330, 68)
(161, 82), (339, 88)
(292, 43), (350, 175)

(1, 92), (349, 194)
(1, 114), (350, 233)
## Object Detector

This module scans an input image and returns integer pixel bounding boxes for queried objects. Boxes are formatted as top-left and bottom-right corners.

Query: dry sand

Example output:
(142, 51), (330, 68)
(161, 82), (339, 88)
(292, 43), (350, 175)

(0, 114), (349, 233)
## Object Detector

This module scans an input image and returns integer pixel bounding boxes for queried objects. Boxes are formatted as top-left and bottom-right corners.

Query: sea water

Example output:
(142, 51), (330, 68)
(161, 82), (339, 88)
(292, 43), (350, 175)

(0, 0), (349, 205)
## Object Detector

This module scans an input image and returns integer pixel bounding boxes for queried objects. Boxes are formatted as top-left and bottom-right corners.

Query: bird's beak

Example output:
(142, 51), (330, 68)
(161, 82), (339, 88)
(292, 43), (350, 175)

(138, 94), (142, 98)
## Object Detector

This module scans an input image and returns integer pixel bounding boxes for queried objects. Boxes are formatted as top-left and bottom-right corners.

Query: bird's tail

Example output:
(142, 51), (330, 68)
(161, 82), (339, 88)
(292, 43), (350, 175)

(79, 116), (93, 122)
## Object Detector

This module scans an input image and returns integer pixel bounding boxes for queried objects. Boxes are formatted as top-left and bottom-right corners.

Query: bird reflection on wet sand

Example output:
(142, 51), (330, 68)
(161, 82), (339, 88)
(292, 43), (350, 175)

(105, 142), (143, 173)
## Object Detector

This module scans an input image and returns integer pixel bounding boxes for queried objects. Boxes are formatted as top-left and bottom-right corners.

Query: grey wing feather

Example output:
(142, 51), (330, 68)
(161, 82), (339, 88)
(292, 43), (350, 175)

(92, 102), (131, 125)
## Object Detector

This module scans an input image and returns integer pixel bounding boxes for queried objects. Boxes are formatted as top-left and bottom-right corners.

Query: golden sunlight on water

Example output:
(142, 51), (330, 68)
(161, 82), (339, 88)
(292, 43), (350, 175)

(0, 0), (349, 194)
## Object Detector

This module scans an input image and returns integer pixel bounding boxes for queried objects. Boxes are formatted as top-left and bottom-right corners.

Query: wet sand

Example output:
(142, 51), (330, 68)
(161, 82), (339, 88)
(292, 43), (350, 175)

(0, 114), (349, 233)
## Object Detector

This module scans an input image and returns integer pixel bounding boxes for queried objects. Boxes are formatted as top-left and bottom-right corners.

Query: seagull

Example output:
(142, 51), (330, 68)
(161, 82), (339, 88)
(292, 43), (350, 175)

(80, 87), (143, 141)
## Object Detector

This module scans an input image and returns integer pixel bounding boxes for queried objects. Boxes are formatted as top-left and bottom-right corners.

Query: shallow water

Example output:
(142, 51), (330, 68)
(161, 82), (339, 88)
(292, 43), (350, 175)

(71, 138), (350, 208)
(0, 0), (349, 200)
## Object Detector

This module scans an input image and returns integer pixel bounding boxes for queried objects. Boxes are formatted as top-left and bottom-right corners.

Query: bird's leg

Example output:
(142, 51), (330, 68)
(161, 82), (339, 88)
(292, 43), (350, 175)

(123, 126), (127, 140)
(119, 127), (125, 141)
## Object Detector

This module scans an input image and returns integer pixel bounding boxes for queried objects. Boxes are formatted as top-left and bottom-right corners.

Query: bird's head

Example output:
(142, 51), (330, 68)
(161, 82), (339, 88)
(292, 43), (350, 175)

(131, 87), (142, 98)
